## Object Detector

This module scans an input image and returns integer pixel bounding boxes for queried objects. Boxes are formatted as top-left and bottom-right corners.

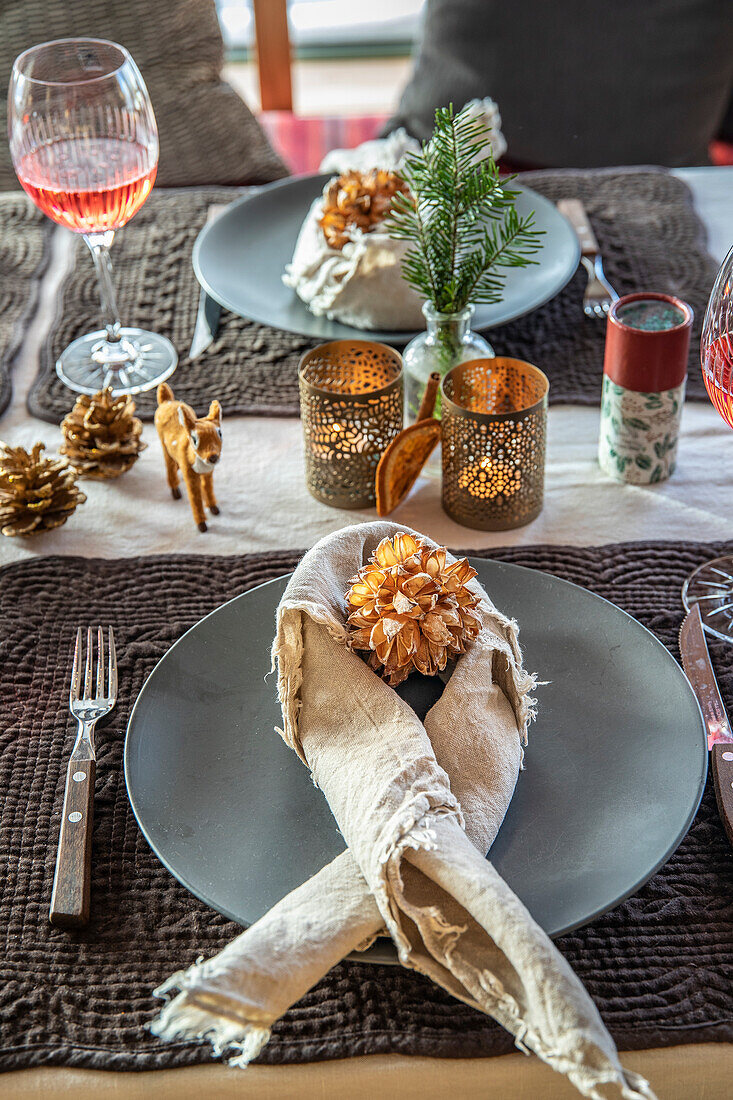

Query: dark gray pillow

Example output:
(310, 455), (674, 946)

(0, 0), (287, 189)
(388, 0), (733, 168)
(718, 91), (733, 142)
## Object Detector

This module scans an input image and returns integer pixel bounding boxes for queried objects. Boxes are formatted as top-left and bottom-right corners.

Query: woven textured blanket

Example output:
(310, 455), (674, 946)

(0, 542), (730, 1070)
(25, 169), (717, 424)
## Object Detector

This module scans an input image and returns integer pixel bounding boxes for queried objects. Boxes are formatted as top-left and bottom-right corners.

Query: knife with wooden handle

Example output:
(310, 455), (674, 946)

(679, 603), (733, 848)
(556, 198), (600, 257)
(189, 205), (226, 360)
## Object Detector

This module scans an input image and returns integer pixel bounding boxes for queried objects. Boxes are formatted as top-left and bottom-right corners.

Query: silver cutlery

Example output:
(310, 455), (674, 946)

(679, 603), (733, 849)
(557, 198), (620, 319)
(189, 290), (222, 360)
(188, 204), (227, 360)
(49, 627), (117, 928)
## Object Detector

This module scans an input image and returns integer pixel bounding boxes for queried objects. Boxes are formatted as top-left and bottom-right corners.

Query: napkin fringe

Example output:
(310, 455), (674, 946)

(150, 972), (271, 1067)
(373, 789), (464, 962)
(568, 1067), (658, 1100)
(148, 954), (655, 1096)
(463, 904), (657, 1098)
(467, 937), (658, 1098)
(490, 990), (657, 1100)
(474, 611), (539, 767)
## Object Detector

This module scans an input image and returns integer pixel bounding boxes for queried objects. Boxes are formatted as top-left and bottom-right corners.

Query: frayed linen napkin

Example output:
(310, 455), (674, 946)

(284, 97), (507, 332)
(152, 522), (655, 1100)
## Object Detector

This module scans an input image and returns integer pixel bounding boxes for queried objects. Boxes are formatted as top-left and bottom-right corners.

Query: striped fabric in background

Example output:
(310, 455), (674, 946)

(259, 112), (388, 175)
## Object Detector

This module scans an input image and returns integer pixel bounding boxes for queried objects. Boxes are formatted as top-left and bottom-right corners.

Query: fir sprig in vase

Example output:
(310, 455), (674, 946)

(387, 104), (542, 419)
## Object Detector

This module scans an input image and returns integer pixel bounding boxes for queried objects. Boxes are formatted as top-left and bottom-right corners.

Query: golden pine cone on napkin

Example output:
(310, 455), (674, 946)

(345, 532), (482, 685)
(319, 169), (408, 250)
(60, 388), (145, 479)
(0, 442), (86, 536)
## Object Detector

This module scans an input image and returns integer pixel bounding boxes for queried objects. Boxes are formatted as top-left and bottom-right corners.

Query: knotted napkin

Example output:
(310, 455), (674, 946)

(283, 98), (507, 332)
(152, 522), (655, 1100)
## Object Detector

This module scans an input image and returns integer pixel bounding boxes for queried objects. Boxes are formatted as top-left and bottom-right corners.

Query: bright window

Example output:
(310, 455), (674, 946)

(216, 0), (424, 54)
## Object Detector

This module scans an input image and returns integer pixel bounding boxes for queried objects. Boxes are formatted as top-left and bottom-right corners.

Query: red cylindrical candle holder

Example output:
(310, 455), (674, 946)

(604, 292), (693, 392)
(599, 293), (693, 484)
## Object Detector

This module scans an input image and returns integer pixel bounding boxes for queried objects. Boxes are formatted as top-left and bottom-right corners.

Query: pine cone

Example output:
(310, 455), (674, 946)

(345, 533), (482, 686)
(320, 169), (409, 250)
(0, 442), (86, 536)
(60, 388), (146, 479)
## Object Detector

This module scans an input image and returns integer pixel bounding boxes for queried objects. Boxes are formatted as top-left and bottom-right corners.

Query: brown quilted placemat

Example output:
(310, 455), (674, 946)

(1, 542), (731, 1071)
(0, 193), (53, 418)
(27, 188), (312, 425)
(27, 169), (718, 425)
(490, 167), (717, 404)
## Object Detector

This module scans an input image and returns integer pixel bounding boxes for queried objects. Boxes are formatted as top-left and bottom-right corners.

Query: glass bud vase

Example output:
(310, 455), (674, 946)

(404, 302), (495, 422)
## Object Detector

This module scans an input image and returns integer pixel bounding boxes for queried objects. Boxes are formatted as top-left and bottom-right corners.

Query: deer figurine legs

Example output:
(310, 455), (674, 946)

(201, 472), (219, 516)
(179, 466), (208, 532)
(158, 433), (182, 500)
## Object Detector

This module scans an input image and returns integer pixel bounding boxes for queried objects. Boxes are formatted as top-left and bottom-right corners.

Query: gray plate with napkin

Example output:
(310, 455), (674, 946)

(125, 556), (706, 963)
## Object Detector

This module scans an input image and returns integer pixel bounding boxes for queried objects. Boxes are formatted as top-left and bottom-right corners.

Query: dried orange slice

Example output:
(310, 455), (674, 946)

(376, 418), (441, 516)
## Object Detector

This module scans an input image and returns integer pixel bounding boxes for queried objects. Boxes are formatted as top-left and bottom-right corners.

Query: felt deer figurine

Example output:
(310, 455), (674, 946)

(155, 383), (223, 532)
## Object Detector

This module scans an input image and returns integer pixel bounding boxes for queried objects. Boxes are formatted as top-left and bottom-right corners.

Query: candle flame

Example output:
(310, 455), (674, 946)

(458, 457), (521, 499)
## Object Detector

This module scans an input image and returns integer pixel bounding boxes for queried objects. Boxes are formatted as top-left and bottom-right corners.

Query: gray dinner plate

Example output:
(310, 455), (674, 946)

(125, 560), (707, 964)
(192, 174), (581, 344)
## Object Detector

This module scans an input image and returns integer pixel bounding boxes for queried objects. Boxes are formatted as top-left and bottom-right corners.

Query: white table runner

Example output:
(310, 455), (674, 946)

(0, 167), (731, 567)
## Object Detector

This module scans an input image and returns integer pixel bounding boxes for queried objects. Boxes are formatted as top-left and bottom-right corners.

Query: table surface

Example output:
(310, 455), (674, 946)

(1, 167), (732, 566)
(2, 166), (732, 1099)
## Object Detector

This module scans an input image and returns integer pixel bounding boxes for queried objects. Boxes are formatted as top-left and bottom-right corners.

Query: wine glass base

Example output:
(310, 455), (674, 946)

(682, 555), (733, 642)
(56, 328), (178, 396)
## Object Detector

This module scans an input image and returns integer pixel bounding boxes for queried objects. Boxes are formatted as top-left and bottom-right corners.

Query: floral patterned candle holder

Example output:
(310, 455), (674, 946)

(299, 341), (403, 508)
(599, 292), (693, 484)
(441, 358), (548, 531)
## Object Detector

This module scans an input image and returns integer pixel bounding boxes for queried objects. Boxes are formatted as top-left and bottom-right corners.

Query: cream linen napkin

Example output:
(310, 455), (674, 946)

(152, 522), (655, 1100)
(282, 197), (426, 331)
(283, 98), (508, 332)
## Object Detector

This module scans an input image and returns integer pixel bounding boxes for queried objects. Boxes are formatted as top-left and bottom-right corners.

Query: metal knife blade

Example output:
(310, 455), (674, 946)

(188, 205), (226, 360)
(679, 602), (733, 849)
(679, 603), (733, 750)
(188, 290), (221, 360)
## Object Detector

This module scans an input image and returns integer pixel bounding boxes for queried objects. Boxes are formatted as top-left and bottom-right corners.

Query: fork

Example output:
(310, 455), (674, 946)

(557, 199), (619, 319)
(49, 627), (117, 929)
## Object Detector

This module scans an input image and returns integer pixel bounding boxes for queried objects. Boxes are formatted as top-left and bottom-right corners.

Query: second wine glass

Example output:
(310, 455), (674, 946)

(683, 242), (733, 639)
(8, 37), (177, 395)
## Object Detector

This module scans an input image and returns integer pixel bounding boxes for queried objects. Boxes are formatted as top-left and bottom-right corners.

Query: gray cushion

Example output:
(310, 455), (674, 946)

(0, 0), (287, 189)
(388, 0), (733, 168)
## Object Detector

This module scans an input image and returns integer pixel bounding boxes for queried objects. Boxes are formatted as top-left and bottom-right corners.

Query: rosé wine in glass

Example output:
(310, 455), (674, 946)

(683, 244), (733, 640)
(702, 333), (733, 431)
(8, 38), (176, 395)
(15, 137), (157, 234)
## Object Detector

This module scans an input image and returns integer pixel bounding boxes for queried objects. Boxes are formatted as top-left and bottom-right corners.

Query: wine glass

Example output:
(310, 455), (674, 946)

(8, 38), (177, 395)
(682, 243), (733, 639)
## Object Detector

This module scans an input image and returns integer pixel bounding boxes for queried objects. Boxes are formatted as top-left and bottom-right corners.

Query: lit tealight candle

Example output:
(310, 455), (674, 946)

(441, 358), (547, 530)
(312, 420), (369, 456)
(458, 456), (522, 499)
(299, 340), (404, 508)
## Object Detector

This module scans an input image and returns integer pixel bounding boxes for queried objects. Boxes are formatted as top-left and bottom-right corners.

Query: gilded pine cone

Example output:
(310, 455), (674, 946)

(60, 388), (145, 479)
(319, 169), (409, 250)
(0, 442), (86, 536)
(345, 532), (482, 686)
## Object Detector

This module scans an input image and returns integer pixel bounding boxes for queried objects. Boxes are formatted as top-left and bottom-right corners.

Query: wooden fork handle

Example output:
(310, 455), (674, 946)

(557, 199), (599, 257)
(49, 749), (95, 928)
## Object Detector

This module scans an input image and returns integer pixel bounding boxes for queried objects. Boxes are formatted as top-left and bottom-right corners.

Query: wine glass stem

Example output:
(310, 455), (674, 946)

(84, 231), (122, 344)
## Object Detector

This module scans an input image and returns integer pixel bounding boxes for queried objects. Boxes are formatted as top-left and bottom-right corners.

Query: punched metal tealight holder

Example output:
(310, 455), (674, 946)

(441, 358), (549, 531)
(299, 341), (404, 509)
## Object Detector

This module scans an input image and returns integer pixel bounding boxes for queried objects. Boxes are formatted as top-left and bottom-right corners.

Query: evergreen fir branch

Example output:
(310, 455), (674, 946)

(385, 103), (543, 314)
